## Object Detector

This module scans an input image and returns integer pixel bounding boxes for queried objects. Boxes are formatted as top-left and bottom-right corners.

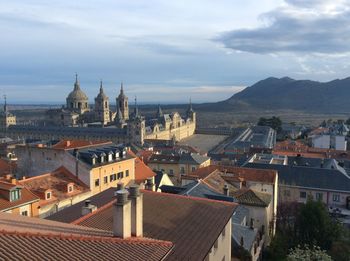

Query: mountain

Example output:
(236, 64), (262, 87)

(198, 77), (350, 113)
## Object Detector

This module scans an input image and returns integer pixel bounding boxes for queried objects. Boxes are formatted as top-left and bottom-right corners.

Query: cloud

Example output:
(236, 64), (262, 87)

(216, 0), (350, 54)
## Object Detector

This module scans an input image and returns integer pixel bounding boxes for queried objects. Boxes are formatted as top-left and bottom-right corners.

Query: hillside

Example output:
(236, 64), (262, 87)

(197, 77), (350, 113)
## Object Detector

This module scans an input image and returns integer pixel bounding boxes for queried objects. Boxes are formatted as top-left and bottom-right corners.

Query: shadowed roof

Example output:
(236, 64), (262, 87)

(48, 188), (237, 261)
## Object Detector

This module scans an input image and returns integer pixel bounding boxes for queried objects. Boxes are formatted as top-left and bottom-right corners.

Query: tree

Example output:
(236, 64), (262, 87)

(287, 245), (332, 261)
(257, 116), (282, 133)
(296, 200), (341, 250)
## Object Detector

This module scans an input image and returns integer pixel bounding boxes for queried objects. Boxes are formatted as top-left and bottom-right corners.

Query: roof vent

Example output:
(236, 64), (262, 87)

(81, 200), (97, 216)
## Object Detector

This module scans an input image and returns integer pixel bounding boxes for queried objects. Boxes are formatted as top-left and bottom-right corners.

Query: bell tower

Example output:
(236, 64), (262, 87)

(116, 83), (129, 121)
(94, 80), (110, 125)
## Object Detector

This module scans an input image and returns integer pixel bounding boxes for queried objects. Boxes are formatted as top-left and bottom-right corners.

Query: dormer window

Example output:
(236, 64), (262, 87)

(46, 191), (52, 200)
(67, 184), (74, 193)
(10, 189), (21, 202)
(100, 156), (104, 163)
(92, 158), (96, 165)
(108, 153), (113, 162)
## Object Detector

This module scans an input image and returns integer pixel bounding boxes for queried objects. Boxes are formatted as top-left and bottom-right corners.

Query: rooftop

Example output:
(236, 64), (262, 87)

(128, 150), (156, 184)
(0, 212), (172, 261)
(187, 165), (277, 184)
(52, 140), (112, 150)
(18, 166), (90, 206)
(48, 188), (237, 261)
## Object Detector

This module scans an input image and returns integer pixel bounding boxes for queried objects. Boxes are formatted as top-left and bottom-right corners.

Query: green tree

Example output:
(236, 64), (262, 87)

(296, 200), (341, 250)
(257, 116), (282, 133)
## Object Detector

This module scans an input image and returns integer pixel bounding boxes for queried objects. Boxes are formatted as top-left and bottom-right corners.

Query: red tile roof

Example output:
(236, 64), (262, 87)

(128, 151), (156, 184)
(0, 212), (172, 261)
(0, 181), (39, 212)
(52, 140), (112, 150)
(187, 165), (277, 184)
(18, 166), (89, 206)
(49, 188), (237, 261)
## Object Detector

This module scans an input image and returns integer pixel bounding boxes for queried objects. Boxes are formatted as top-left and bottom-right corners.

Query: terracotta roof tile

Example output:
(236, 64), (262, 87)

(128, 151), (156, 184)
(0, 182), (39, 212)
(188, 165), (277, 184)
(18, 166), (89, 206)
(0, 212), (172, 261)
(52, 140), (112, 150)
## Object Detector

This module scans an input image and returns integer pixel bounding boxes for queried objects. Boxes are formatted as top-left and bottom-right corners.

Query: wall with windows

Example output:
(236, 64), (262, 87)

(279, 185), (350, 208)
(90, 157), (135, 195)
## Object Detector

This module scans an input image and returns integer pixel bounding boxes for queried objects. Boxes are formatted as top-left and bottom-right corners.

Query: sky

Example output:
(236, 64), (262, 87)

(1, 0), (350, 104)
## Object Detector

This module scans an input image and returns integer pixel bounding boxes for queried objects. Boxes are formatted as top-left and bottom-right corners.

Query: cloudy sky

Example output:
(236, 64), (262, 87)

(1, 0), (350, 104)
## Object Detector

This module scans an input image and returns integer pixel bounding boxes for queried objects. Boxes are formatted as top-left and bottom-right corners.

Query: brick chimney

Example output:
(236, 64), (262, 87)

(129, 184), (143, 237)
(113, 189), (131, 238)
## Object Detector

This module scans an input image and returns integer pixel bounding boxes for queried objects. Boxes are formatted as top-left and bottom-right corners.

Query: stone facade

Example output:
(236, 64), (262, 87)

(3, 76), (196, 145)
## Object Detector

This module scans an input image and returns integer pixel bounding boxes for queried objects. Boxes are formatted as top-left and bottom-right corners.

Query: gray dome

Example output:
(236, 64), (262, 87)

(67, 79), (88, 101)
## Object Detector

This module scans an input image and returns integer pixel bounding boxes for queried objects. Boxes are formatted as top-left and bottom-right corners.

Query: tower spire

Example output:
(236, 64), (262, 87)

(3, 95), (7, 113)
(74, 73), (80, 90)
(100, 79), (104, 93)
(134, 96), (139, 117)
(156, 104), (163, 118)
(120, 82), (124, 95)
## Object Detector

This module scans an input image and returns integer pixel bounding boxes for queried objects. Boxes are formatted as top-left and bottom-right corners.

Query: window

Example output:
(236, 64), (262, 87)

(316, 192), (323, 201)
(104, 176), (108, 184)
(284, 190), (290, 197)
(300, 191), (307, 198)
(125, 170), (129, 177)
(110, 174), (116, 182)
(10, 189), (21, 201)
(46, 192), (51, 200)
(95, 179), (100, 187)
(169, 169), (174, 176)
(191, 166), (196, 172)
(117, 172), (124, 179)
(21, 210), (28, 216)
(180, 166), (185, 174)
(333, 194), (340, 202)
(67, 185), (74, 193)
(222, 225), (226, 237)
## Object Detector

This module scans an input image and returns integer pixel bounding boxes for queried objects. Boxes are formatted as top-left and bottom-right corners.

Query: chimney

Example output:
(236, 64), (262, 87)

(10, 178), (17, 185)
(145, 177), (154, 191)
(81, 200), (97, 216)
(129, 185), (143, 237)
(113, 189), (131, 238)
(250, 218), (254, 229)
(223, 184), (229, 196)
(117, 182), (124, 191)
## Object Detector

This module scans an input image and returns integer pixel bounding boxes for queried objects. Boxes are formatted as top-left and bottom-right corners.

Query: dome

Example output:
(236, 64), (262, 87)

(67, 77), (88, 101)
(96, 81), (108, 100)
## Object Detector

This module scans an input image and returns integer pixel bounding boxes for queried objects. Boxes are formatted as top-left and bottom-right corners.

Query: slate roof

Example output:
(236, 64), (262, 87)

(0, 212), (172, 261)
(232, 224), (258, 252)
(244, 162), (350, 193)
(48, 188), (237, 261)
(232, 205), (249, 225)
(232, 189), (271, 207)
(179, 153), (210, 165)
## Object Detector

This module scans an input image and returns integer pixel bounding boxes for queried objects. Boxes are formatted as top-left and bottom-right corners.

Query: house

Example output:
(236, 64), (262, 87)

(147, 152), (210, 185)
(15, 140), (135, 195)
(182, 165), (278, 243)
(0, 177), (39, 217)
(232, 205), (264, 261)
(18, 166), (91, 218)
(244, 154), (350, 211)
(48, 186), (236, 261)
